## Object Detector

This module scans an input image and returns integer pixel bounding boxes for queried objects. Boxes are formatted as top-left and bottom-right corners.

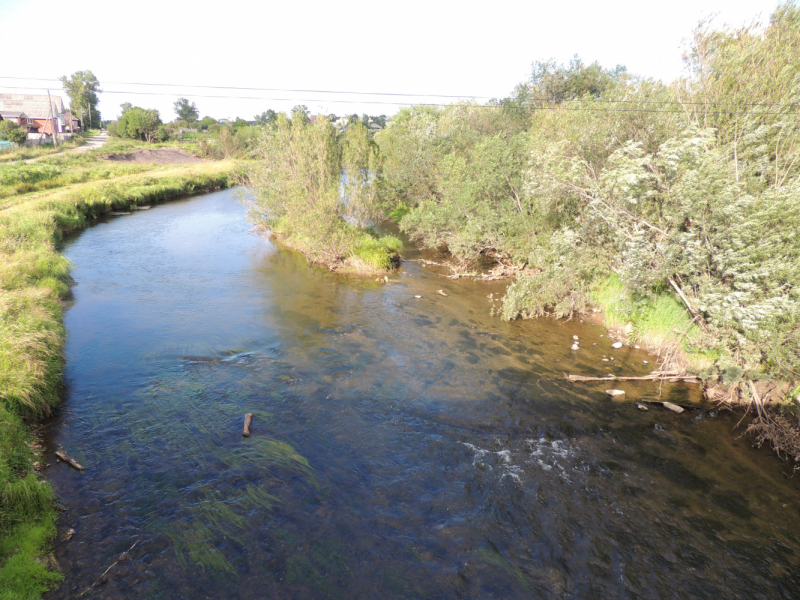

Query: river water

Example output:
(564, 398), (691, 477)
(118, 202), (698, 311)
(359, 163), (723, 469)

(45, 188), (800, 599)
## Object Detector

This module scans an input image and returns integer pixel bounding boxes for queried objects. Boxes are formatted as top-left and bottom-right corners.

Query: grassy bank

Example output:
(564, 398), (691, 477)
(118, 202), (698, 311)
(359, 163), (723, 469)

(0, 157), (236, 598)
(590, 276), (713, 373)
(266, 216), (403, 273)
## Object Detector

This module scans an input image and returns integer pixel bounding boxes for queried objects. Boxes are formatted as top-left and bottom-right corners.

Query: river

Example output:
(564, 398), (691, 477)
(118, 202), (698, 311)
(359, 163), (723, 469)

(44, 188), (800, 599)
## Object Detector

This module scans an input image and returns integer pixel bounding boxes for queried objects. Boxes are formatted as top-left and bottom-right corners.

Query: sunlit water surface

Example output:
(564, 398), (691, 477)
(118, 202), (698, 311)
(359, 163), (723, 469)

(44, 188), (800, 599)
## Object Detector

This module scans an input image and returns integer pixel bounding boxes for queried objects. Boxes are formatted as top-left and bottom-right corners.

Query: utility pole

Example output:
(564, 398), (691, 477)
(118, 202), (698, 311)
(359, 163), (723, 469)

(47, 89), (58, 147)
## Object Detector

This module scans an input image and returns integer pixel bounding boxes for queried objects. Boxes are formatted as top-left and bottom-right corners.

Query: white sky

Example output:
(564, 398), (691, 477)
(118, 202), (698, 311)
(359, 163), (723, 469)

(0, 0), (782, 122)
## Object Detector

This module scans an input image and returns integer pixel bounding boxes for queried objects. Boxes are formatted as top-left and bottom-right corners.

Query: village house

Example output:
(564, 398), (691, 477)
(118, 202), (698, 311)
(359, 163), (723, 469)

(0, 93), (80, 137)
(0, 110), (35, 132)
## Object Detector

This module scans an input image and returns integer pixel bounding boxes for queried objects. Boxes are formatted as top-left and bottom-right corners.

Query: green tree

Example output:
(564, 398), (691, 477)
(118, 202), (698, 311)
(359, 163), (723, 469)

(233, 117), (250, 130)
(116, 107), (163, 142)
(255, 110), (277, 126)
(0, 120), (27, 144)
(291, 105), (310, 124)
(173, 97), (199, 122)
(198, 116), (217, 130)
(60, 70), (101, 130)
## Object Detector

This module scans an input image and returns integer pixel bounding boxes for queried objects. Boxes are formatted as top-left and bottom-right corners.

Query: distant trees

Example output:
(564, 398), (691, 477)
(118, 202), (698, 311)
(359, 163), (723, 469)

(0, 120), (27, 144)
(60, 70), (101, 130)
(173, 98), (199, 123)
(198, 116), (217, 130)
(233, 117), (250, 130)
(113, 105), (166, 142)
(255, 110), (277, 126)
(291, 105), (310, 124)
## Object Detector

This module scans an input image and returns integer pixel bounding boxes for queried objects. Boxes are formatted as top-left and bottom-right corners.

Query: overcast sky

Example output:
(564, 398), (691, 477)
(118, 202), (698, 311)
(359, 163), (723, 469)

(0, 0), (783, 122)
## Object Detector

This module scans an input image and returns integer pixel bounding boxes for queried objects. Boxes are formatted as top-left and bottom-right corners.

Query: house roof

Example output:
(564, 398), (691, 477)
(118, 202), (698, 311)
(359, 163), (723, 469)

(0, 110), (27, 119)
(0, 94), (65, 119)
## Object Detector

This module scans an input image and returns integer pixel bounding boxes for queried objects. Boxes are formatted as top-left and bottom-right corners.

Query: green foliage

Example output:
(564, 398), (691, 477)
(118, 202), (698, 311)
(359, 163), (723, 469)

(246, 115), (394, 270)
(376, 3), (800, 383)
(173, 97), (199, 123)
(516, 55), (627, 104)
(254, 110), (277, 126)
(233, 117), (250, 130)
(0, 122), (27, 144)
(115, 107), (164, 142)
(198, 116), (217, 130)
(60, 70), (101, 130)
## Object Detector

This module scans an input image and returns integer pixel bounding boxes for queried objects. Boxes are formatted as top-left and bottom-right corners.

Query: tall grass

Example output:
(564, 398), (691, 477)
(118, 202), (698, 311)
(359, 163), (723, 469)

(591, 275), (713, 371)
(0, 158), (235, 597)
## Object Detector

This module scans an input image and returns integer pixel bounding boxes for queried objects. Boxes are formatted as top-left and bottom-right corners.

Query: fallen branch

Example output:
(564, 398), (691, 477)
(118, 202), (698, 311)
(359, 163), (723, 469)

(55, 451), (84, 471)
(667, 276), (708, 331)
(79, 540), (139, 597)
(243, 413), (254, 437)
(565, 373), (700, 383)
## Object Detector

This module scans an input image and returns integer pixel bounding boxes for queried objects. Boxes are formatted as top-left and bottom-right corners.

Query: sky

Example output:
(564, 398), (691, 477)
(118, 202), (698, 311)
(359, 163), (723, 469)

(0, 0), (784, 122)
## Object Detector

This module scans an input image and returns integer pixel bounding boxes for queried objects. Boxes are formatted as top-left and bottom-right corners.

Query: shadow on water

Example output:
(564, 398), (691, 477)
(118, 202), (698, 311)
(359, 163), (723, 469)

(44, 188), (800, 599)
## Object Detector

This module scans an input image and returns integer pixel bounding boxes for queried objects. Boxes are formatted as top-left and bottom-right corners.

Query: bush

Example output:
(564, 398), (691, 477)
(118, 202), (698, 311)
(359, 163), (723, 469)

(0, 122), (27, 144)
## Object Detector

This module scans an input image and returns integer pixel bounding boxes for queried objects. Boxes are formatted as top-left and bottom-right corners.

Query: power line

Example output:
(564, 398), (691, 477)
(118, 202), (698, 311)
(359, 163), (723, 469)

(1, 75), (799, 110)
(1, 84), (798, 116)
(0, 76), (492, 100)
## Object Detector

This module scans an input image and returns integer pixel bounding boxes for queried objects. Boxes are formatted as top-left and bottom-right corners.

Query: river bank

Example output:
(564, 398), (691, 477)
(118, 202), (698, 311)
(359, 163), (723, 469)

(0, 157), (236, 598)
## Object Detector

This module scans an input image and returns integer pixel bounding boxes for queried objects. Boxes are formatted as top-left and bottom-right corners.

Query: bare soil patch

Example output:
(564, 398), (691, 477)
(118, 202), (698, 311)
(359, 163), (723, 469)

(100, 147), (203, 164)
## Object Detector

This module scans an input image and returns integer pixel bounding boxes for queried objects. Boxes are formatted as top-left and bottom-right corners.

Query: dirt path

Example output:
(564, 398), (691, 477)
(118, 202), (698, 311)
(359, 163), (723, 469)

(22, 131), (109, 164)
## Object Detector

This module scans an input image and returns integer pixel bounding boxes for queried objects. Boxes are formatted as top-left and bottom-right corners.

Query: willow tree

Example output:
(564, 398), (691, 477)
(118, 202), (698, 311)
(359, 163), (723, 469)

(246, 114), (394, 268)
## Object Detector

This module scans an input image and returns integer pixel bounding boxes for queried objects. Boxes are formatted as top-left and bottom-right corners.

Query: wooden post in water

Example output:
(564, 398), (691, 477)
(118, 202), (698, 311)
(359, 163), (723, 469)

(243, 413), (254, 437)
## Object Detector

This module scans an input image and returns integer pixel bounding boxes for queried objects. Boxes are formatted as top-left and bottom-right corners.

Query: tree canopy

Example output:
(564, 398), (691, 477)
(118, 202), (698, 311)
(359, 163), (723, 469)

(173, 98), (199, 123)
(60, 70), (101, 129)
(114, 106), (165, 142)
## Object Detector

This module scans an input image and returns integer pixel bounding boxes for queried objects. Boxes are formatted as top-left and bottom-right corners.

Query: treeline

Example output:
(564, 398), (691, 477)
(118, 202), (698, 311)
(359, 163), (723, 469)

(376, 3), (800, 385)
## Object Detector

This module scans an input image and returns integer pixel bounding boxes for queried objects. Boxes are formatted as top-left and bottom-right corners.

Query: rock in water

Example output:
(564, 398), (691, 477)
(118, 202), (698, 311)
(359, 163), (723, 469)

(606, 389), (625, 398)
(612, 342), (624, 349)
(571, 344), (579, 350)
(637, 403), (648, 411)
(437, 289), (448, 297)
(414, 295), (422, 299)
(572, 335), (579, 340)
(663, 402), (684, 414)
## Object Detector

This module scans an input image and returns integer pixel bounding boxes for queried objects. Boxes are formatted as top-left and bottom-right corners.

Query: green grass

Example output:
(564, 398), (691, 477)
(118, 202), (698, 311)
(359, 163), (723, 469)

(0, 156), (236, 598)
(591, 275), (713, 371)
(101, 136), (206, 156)
(350, 234), (403, 271)
(0, 137), (87, 165)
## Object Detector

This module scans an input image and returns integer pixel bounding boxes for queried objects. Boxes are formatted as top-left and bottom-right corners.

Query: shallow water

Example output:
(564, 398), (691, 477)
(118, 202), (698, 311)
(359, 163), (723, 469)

(45, 188), (800, 599)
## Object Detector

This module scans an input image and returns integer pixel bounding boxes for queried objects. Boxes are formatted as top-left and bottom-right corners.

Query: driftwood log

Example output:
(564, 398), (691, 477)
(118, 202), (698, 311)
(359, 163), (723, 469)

(565, 373), (700, 383)
(243, 413), (254, 437)
(55, 451), (84, 471)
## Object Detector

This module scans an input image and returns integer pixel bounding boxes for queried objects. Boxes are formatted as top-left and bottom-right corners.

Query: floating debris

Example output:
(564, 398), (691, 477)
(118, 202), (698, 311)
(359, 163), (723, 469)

(437, 289), (448, 297)
(612, 342), (623, 349)
(637, 404), (648, 411)
(663, 402), (684, 414)
(606, 389), (625, 398)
